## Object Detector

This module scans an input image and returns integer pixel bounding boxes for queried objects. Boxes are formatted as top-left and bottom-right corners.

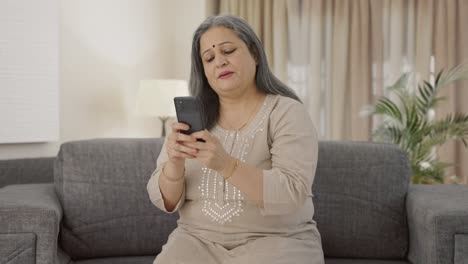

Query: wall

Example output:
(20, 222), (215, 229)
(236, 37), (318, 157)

(0, 0), (59, 144)
(0, 0), (206, 159)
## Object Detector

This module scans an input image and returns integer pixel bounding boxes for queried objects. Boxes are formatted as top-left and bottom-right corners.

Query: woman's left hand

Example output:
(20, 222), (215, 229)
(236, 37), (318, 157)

(183, 129), (233, 173)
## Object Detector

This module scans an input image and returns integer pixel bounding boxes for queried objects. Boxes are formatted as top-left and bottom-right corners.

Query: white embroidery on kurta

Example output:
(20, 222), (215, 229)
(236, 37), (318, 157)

(200, 130), (244, 224)
(199, 95), (273, 224)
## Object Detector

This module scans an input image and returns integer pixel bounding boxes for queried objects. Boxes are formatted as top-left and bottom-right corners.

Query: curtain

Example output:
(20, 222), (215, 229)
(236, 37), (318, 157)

(431, 0), (468, 183)
(284, 0), (374, 140)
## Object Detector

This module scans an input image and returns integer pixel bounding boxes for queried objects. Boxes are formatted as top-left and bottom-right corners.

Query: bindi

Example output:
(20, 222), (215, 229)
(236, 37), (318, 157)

(212, 45), (215, 48)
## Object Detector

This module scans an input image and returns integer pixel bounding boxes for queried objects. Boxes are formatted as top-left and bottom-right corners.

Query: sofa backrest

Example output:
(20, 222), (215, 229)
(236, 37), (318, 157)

(313, 141), (410, 259)
(54, 138), (178, 259)
(54, 138), (410, 260)
(0, 157), (55, 188)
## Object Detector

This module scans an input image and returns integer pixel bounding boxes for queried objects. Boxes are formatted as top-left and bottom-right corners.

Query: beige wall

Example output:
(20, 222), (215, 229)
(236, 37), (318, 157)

(0, 0), (206, 159)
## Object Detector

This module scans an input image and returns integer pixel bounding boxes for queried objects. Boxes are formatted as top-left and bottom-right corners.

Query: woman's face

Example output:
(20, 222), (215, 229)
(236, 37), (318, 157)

(199, 26), (257, 97)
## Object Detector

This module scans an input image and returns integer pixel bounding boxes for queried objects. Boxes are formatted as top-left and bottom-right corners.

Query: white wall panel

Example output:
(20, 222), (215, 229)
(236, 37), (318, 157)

(0, 0), (59, 143)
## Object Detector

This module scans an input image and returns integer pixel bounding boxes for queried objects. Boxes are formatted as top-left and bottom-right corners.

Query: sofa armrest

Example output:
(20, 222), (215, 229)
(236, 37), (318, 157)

(0, 183), (62, 264)
(407, 184), (468, 264)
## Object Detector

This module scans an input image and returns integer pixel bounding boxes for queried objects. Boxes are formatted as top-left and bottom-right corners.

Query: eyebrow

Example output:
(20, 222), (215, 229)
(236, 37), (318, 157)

(201, 41), (233, 56)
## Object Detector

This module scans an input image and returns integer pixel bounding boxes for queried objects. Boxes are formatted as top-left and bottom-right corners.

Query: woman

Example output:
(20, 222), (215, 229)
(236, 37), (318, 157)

(147, 15), (324, 264)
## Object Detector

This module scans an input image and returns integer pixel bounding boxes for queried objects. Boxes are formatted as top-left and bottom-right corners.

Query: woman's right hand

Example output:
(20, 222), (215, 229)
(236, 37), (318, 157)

(166, 122), (198, 166)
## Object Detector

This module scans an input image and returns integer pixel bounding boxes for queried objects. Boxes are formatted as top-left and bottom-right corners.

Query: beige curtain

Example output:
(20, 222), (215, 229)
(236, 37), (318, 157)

(332, 0), (372, 140)
(284, 0), (374, 140)
(457, 1), (468, 184)
(432, 0), (468, 183)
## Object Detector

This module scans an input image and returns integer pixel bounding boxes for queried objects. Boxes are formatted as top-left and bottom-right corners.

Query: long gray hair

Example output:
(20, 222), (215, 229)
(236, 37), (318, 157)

(189, 15), (301, 130)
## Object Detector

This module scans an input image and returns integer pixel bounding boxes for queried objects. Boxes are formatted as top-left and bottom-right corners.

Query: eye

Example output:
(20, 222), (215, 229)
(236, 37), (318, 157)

(205, 56), (214, 63)
(224, 49), (236, 55)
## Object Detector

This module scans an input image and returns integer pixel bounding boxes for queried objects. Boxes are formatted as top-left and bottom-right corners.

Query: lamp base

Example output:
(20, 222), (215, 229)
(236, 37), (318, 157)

(159, 116), (170, 137)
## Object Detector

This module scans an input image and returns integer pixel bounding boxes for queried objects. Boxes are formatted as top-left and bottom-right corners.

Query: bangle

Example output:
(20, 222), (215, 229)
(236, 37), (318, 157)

(224, 158), (239, 180)
(162, 162), (184, 183)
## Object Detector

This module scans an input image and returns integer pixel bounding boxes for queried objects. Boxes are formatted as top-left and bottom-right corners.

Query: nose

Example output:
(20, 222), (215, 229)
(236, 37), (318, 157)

(215, 55), (228, 68)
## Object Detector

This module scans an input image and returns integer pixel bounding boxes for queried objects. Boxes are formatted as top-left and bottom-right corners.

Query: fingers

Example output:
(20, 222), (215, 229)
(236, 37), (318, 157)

(166, 122), (198, 160)
(190, 149), (211, 160)
(184, 130), (220, 162)
(166, 128), (225, 167)
(169, 122), (197, 143)
(172, 141), (198, 155)
(168, 148), (196, 159)
(171, 122), (190, 132)
(167, 140), (197, 159)
(181, 130), (231, 172)
(191, 129), (211, 143)
(184, 141), (212, 151)
(171, 132), (197, 144)
(184, 129), (217, 151)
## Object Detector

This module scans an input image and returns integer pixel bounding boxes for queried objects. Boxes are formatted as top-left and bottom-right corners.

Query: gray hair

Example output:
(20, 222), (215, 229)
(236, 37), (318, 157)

(189, 15), (300, 130)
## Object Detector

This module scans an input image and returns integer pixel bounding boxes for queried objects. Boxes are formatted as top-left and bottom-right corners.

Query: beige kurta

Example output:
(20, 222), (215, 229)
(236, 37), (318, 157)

(147, 94), (324, 264)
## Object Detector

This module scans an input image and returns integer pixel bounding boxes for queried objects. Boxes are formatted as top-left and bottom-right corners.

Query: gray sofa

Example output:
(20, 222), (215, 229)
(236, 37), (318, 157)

(1, 138), (468, 264)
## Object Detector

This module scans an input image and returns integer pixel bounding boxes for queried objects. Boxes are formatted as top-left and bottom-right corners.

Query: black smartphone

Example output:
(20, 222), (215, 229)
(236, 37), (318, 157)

(174, 96), (206, 137)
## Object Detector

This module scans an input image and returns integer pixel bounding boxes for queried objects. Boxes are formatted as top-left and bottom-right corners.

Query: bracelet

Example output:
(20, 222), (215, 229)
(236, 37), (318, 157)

(224, 158), (239, 180)
(162, 162), (184, 183)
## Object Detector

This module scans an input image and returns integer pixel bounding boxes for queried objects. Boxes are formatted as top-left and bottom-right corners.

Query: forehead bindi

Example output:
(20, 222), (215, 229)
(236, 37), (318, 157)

(201, 41), (235, 57)
(200, 28), (239, 54)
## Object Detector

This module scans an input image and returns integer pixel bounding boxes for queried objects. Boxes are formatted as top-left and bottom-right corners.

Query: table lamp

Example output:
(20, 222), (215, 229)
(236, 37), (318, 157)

(136, 79), (189, 137)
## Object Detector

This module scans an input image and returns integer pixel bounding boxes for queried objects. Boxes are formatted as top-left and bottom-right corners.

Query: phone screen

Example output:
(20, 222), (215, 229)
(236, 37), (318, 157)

(174, 96), (205, 136)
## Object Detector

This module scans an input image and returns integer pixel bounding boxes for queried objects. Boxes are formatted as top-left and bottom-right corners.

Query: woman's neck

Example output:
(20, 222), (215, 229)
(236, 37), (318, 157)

(219, 88), (262, 113)
(218, 89), (265, 130)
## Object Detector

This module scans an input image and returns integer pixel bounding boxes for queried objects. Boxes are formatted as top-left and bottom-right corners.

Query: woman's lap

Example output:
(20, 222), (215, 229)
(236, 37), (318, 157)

(153, 229), (324, 264)
(153, 229), (223, 264)
(227, 235), (324, 264)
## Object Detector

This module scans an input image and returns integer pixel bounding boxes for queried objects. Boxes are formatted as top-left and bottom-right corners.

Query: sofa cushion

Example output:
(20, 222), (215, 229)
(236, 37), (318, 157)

(0, 233), (36, 264)
(313, 141), (410, 259)
(407, 184), (468, 264)
(455, 234), (468, 264)
(0, 157), (54, 188)
(74, 256), (155, 264)
(54, 138), (178, 259)
(325, 259), (409, 264)
(0, 184), (62, 264)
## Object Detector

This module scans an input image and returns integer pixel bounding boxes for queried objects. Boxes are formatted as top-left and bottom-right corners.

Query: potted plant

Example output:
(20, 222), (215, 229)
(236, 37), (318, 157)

(364, 64), (468, 184)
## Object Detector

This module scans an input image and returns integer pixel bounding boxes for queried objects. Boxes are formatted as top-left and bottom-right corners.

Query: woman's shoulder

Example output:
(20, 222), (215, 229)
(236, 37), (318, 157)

(267, 93), (315, 129)
(268, 94), (306, 116)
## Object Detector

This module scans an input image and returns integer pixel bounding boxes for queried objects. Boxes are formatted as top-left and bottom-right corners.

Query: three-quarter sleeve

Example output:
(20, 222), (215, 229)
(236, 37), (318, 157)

(147, 138), (186, 213)
(260, 99), (318, 216)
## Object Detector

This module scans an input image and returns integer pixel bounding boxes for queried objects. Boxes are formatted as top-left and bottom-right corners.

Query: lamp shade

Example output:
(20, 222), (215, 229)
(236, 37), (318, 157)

(136, 79), (189, 117)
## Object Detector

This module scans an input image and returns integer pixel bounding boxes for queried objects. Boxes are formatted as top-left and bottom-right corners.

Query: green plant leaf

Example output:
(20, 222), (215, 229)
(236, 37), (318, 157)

(368, 63), (468, 184)
(374, 97), (403, 123)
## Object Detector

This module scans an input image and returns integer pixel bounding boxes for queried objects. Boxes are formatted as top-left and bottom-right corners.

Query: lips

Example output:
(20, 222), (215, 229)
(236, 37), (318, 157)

(218, 71), (233, 79)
